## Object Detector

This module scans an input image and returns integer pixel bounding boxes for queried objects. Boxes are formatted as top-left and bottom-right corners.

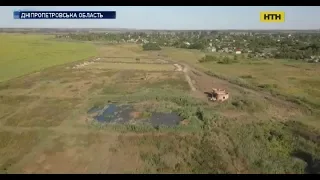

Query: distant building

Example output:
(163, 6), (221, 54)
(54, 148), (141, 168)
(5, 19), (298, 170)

(142, 39), (149, 43)
(235, 49), (242, 54)
(222, 47), (229, 52)
(184, 42), (190, 46)
(207, 47), (216, 52)
(136, 39), (143, 44)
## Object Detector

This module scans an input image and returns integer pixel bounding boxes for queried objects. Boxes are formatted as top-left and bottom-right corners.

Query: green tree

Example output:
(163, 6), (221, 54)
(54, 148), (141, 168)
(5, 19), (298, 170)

(248, 53), (254, 59)
(142, 43), (161, 51)
(233, 55), (238, 61)
(218, 56), (232, 64)
(188, 42), (206, 50)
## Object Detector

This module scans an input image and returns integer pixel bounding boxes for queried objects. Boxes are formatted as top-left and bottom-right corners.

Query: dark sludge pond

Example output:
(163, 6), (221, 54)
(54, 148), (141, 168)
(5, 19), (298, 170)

(87, 104), (183, 127)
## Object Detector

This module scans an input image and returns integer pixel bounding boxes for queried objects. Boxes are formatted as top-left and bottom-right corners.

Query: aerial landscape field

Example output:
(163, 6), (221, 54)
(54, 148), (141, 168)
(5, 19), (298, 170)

(0, 31), (319, 174)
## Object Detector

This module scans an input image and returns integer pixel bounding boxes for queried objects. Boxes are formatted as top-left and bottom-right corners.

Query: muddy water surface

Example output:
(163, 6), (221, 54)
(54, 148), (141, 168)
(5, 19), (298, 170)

(87, 104), (182, 127)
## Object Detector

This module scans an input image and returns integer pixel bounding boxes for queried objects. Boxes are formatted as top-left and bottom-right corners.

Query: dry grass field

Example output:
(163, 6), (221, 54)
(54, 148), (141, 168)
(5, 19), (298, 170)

(0, 34), (319, 174)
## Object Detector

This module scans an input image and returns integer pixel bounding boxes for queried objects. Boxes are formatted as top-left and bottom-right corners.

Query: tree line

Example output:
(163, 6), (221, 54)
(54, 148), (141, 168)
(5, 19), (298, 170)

(56, 32), (320, 61)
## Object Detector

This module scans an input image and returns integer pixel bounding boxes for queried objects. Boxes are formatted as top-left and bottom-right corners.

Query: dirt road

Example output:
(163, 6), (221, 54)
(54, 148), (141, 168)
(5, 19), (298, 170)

(174, 63), (196, 91)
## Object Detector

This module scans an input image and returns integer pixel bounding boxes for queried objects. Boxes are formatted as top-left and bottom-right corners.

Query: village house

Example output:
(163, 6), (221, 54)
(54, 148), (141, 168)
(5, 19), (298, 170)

(206, 47), (216, 52)
(306, 56), (320, 63)
(235, 48), (242, 54)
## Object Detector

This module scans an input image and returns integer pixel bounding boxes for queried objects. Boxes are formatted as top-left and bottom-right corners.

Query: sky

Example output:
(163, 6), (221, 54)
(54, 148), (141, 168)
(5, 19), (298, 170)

(0, 6), (319, 30)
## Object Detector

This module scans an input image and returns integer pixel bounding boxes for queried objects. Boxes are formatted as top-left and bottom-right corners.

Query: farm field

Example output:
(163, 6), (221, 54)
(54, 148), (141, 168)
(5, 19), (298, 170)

(0, 34), (97, 82)
(0, 34), (319, 174)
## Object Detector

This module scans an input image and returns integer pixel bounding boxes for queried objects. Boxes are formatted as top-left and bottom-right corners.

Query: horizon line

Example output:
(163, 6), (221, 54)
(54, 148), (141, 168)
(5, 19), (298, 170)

(1, 28), (320, 31)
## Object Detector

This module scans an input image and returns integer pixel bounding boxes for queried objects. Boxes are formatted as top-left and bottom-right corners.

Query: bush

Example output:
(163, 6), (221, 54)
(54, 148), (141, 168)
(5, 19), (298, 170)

(198, 55), (218, 63)
(142, 43), (161, 51)
(233, 55), (238, 61)
(257, 83), (278, 90)
(248, 53), (254, 59)
(188, 42), (206, 50)
(218, 57), (233, 64)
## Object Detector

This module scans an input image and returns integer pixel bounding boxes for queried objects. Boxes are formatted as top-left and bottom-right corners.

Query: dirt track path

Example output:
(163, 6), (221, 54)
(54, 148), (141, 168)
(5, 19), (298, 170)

(174, 63), (196, 91)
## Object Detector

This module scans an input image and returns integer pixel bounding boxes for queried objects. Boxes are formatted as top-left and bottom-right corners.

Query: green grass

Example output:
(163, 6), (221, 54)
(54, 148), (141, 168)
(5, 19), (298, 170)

(0, 34), (97, 82)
